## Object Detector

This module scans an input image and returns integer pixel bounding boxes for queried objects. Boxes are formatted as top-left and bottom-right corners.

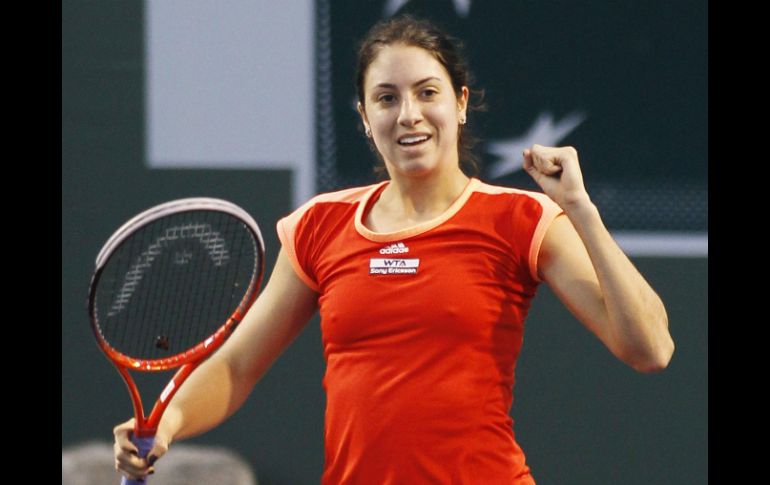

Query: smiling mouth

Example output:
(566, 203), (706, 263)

(397, 134), (431, 147)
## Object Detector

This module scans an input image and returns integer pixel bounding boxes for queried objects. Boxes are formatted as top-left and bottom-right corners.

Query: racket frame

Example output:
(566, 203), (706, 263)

(87, 197), (265, 438)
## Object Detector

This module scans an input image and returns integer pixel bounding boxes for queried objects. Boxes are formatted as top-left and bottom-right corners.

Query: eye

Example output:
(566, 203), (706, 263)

(377, 93), (396, 104)
(421, 88), (438, 98)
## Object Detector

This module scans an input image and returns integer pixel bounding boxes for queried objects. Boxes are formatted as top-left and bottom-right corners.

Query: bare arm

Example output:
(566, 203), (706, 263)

(525, 145), (674, 373)
(114, 247), (318, 479)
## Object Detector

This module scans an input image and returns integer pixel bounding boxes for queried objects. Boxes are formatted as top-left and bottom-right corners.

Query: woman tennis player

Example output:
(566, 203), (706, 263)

(113, 15), (674, 484)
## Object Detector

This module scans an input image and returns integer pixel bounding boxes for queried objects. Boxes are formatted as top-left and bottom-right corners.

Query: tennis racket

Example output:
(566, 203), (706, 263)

(87, 198), (265, 484)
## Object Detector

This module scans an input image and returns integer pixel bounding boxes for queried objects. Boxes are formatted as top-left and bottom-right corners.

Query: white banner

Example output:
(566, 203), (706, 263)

(145, 0), (315, 207)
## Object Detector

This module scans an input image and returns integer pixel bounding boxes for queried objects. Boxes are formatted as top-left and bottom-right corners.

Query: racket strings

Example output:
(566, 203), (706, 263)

(175, 211), (202, 355)
(137, 218), (164, 358)
(94, 210), (258, 361)
(118, 226), (145, 348)
(205, 212), (230, 341)
(155, 215), (178, 355)
(197, 211), (220, 346)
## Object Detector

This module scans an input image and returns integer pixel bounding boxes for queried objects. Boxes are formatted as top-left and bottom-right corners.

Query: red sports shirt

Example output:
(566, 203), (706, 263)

(277, 178), (563, 484)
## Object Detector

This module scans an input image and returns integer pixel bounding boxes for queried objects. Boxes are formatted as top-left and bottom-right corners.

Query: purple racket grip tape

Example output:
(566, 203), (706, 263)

(120, 435), (155, 485)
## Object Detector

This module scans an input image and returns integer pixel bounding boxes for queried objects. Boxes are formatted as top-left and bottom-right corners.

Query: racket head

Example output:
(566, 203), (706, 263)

(87, 197), (265, 372)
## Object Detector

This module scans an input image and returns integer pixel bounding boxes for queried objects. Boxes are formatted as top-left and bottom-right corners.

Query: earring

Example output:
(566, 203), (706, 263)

(365, 127), (372, 138)
(459, 117), (466, 125)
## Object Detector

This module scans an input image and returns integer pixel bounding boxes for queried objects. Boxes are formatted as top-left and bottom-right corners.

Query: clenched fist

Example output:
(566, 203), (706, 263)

(523, 144), (590, 209)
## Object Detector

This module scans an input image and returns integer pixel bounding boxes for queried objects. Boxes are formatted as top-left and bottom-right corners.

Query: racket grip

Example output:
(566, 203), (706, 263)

(120, 435), (155, 485)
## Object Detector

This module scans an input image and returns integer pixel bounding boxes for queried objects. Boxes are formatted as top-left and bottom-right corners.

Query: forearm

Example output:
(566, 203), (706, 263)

(563, 196), (674, 371)
(157, 354), (254, 445)
(156, 253), (318, 444)
(157, 314), (306, 443)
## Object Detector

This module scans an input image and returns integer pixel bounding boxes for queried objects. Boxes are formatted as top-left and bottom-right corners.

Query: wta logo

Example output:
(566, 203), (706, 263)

(380, 242), (409, 254)
(369, 258), (420, 275)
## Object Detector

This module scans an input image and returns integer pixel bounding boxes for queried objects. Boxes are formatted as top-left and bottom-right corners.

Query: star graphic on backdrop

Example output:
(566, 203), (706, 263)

(384, 0), (471, 17)
(485, 111), (586, 179)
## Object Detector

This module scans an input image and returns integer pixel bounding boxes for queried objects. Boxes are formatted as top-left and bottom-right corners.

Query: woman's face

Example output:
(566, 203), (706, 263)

(359, 44), (468, 179)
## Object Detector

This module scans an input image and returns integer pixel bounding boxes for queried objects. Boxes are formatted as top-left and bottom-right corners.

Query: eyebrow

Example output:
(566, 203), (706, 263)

(374, 76), (441, 90)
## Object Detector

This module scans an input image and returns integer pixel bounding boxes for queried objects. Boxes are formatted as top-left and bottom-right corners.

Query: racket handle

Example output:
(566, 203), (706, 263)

(120, 435), (155, 485)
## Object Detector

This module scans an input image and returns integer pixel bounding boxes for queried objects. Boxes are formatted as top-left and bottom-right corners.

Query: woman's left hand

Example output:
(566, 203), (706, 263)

(523, 144), (589, 208)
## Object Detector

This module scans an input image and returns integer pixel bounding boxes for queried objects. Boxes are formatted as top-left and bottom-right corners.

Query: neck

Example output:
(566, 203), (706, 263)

(380, 167), (471, 219)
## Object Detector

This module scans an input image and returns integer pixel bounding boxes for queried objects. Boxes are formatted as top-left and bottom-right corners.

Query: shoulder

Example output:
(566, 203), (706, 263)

(304, 184), (381, 207)
(469, 179), (562, 216)
(276, 182), (386, 247)
(466, 180), (564, 282)
(276, 183), (384, 290)
(279, 183), (384, 225)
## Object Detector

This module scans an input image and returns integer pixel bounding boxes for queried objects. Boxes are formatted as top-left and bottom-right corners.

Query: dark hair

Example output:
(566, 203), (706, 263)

(355, 15), (485, 176)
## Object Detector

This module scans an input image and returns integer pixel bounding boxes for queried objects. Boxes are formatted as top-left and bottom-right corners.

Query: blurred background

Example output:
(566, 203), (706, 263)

(62, 1), (707, 484)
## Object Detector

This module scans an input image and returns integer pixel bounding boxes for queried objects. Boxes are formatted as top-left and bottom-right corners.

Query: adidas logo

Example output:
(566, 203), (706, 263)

(379, 242), (409, 254)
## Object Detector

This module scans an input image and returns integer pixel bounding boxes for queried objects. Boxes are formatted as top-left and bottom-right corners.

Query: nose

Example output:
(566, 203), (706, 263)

(397, 97), (422, 127)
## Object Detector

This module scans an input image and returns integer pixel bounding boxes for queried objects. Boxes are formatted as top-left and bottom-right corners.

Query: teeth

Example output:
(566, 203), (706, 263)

(399, 135), (429, 145)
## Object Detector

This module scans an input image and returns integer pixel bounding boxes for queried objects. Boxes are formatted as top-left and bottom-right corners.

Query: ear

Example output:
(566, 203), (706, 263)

(457, 86), (469, 121)
(357, 102), (370, 134)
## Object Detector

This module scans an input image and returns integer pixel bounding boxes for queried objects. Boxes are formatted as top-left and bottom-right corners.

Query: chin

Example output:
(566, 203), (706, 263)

(387, 157), (438, 178)
(394, 164), (435, 179)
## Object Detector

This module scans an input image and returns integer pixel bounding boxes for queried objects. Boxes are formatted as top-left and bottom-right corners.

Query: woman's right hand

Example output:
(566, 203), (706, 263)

(113, 418), (170, 481)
